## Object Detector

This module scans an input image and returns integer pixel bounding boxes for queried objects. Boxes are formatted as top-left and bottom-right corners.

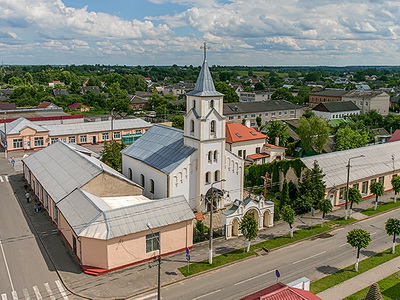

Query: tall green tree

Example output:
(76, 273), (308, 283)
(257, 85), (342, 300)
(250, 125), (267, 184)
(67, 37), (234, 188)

(281, 205), (295, 238)
(347, 229), (371, 271)
(214, 81), (239, 103)
(101, 141), (126, 171)
(370, 182), (384, 211)
(348, 187), (362, 210)
(298, 116), (330, 153)
(271, 88), (294, 102)
(263, 120), (290, 147)
(335, 127), (370, 151)
(391, 176), (400, 203)
(280, 180), (289, 210)
(385, 218), (400, 254)
(319, 199), (333, 221)
(239, 214), (258, 252)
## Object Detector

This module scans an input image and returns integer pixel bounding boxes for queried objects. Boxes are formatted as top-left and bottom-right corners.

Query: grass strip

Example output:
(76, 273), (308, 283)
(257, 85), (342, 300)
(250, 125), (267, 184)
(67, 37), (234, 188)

(310, 245), (400, 294)
(361, 201), (400, 216)
(179, 217), (356, 277)
(343, 271), (400, 300)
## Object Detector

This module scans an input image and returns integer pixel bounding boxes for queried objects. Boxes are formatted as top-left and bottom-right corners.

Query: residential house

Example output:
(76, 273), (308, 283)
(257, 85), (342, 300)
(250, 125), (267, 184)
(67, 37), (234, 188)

(342, 90), (390, 115)
(240, 282), (321, 300)
(239, 91), (273, 102)
(388, 129), (400, 143)
(285, 141), (400, 206)
(22, 141), (194, 273)
(37, 101), (60, 109)
(371, 128), (391, 144)
(224, 100), (302, 127)
(312, 101), (361, 120)
(53, 89), (70, 97)
(163, 82), (195, 97)
(80, 86), (101, 95)
(129, 95), (150, 110)
(308, 89), (347, 108)
(48, 81), (65, 87)
(231, 85), (244, 97)
(69, 102), (90, 112)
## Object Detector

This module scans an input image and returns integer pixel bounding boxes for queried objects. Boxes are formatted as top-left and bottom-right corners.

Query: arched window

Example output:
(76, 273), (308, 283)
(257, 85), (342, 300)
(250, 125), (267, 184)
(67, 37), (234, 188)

(150, 179), (155, 194)
(190, 120), (194, 133)
(210, 120), (216, 134)
(128, 168), (133, 180)
(213, 150), (218, 162)
(192, 100), (196, 109)
(208, 151), (212, 163)
(205, 172), (211, 184)
(210, 99), (214, 109)
(214, 170), (220, 181)
(141, 174), (145, 188)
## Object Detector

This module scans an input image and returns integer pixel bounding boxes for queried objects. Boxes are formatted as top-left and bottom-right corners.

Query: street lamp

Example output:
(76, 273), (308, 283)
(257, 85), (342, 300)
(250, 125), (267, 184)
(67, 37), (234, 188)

(146, 222), (161, 300)
(208, 178), (226, 264)
(111, 107), (115, 141)
(345, 155), (365, 219)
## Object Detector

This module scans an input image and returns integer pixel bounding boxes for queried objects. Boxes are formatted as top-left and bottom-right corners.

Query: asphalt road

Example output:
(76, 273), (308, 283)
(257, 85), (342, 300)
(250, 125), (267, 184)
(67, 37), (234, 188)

(0, 158), (70, 300)
(137, 208), (399, 300)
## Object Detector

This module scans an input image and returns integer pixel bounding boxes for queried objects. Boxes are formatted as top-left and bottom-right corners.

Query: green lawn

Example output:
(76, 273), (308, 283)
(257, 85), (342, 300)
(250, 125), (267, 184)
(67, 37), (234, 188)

(361, 201), (400, 216)
(179, 218), (356, 277)
(310, 245), (400, 294)
(344, 272), (400, 300)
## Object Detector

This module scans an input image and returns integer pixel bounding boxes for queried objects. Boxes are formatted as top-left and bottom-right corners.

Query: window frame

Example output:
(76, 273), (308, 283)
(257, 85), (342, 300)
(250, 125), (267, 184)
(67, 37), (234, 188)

(146, 232), (160, 253)
(34, 137), (44, 147)
(13, 138), (23, 149)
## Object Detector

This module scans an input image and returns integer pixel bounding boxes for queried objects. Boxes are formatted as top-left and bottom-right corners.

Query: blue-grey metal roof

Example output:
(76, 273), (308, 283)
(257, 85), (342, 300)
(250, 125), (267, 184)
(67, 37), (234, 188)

(22, 141), (133, 202)
(186, 60), (223, 97)
(58, 192), (194, 240)
(121, 124), (196, 174)
(4, 117), (48, 134)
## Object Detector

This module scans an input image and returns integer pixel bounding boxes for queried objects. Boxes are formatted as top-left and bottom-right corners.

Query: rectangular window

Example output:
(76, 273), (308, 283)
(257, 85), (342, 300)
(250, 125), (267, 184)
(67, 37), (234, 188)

(68, 136), (76, 143)
(271, 112), (276, 116)
(244, 115), (248, 118)
(256, 147), (260, 154)
(150, 179), (155, 194)
(352, 183), (359, 190)
(146, 232), (160, 253)
(102, 133), (109, 141)
(265, 113), (269, 117)
(50, 138), (59, 144)
(114, 131), (121, 139)
(13, 138), (23, 149)
(290, 110), (295, 115)
(362, 181), (368, 194)
(34, 137), (44, 147)
(229, 116), (234, 120)
(238, 150), (242, 157)
(237, 115), (241, 119)
(135, 129), (142, 134)
(371, 178), (376, 185)
(284, 111), (288, 115)
(378, 176), (384, 185)
(259, 114), (262, 117)
(80, 135), (87, 143)
(339, 187), (346, 200)
(278, 111), (282, 116)
(141, 174), (145, 188)
(251, 114), (256, 118)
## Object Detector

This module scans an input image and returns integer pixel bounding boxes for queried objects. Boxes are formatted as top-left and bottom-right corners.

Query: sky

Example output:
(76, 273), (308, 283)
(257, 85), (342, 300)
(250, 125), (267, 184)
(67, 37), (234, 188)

(0, 0), (399, 66)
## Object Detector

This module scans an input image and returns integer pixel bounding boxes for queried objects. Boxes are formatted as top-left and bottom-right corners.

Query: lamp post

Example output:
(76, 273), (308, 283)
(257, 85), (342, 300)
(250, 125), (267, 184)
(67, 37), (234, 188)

(208, 178), (226, 264)
(111, 107), (115, 141)
(146, 222), (161, 300)
(345, 155), (365, 219)
(3, 111), (7, 158)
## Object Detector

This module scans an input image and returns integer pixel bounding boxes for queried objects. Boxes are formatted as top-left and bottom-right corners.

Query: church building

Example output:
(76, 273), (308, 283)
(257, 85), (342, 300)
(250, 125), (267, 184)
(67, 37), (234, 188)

(121, 54), (244, 213)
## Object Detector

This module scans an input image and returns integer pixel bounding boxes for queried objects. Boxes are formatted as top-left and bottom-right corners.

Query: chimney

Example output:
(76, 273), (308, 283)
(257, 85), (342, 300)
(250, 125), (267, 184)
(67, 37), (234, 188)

(245, 119), (251, 128)
(275, 136), (279, 146)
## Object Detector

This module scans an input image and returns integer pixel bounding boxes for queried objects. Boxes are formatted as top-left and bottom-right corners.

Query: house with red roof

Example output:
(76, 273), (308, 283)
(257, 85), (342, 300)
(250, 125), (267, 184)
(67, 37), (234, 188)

(388, 129), (400, 143)
(68, 102), (90, 112)
(240, 282), (322, 300)
(36, 101), (60, 109)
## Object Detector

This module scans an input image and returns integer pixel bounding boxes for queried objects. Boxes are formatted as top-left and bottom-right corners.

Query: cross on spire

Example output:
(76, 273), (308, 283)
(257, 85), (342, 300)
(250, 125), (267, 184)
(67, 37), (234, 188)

(200, 42), (210, 62)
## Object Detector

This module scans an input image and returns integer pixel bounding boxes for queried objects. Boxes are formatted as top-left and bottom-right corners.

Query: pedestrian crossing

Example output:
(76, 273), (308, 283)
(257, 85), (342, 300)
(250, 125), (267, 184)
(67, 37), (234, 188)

(1, 280), (69, 300)
(0, 175), (9, 183)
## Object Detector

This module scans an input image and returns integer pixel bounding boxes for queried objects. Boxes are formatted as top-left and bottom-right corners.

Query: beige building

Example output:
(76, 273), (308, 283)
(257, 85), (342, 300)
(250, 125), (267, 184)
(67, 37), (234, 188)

(0, 117), (152, 152)
(285, 141), (400, 207)
(342, 90), (390, 115)
(22, 142), (194, 273)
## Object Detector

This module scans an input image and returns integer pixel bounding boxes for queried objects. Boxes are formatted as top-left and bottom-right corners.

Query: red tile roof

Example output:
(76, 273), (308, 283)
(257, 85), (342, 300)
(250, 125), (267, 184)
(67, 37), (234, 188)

(240, 282), (322, 300)
(69, 102), (88, 109)
(36, 101), (52, 108)
(226, 123), (267, 143)
(388, 129), (400, 143)
(264, 143), (286, 149)
(247, 153), (270, 160)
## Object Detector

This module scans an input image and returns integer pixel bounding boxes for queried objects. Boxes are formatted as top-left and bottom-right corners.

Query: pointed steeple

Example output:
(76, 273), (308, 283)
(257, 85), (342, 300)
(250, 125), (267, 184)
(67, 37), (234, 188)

(187, 43), (223, 97)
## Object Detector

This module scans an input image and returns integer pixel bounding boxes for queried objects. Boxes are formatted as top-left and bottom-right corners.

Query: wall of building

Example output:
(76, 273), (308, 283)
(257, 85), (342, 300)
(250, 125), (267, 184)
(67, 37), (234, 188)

(226, 108), (300, 126)
(308, 95), (342, 108)
(224, 151), (244, 205)
(228, 139), (265, 159)
(313, 110), (360, 120)
(82, 173), (142, 197)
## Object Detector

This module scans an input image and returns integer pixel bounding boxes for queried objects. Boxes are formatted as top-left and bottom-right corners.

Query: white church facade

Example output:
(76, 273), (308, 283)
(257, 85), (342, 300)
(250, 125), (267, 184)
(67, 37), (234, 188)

(121, 56), (243, 212)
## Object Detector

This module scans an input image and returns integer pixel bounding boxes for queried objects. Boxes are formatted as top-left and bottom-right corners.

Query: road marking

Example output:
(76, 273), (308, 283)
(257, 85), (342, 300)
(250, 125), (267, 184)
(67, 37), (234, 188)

(11, 292), (17, 300)
(44, 283), (55, 300)
(55, 280), (69, 300)
(32, 286), (42, 300)
(4, 176), (8, 182)
(371, 232), (377, 236)
(23, 288), (30, 300)
(0, 238), (14, 291)
(234, 270), (275, 285)
(134, 292), (158, 300)
(193, 289), (221, 300)
(1, 294), (7, 300)
(339, 243), (348, 247)
(292, 251), (327, 265)
(0, 176), (3, 182)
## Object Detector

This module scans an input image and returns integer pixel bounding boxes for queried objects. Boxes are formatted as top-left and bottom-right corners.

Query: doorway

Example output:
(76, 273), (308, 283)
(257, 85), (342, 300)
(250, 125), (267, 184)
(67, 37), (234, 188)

(92, 136), (97, 144)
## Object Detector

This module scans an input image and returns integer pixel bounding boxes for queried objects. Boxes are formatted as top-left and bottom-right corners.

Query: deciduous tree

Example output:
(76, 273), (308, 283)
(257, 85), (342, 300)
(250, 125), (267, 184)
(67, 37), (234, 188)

(101, 141), (126, 171)
(335, 127), (370, 151)
(348, 187), (362, 210)
(263, 120), (290, 147)
(281, 205), (295, 238)
(239, 214), (258, 252)
(370, 182), (384, 211)
(319, 199), (333, 221)
(385, 218), (400, 254)
(298, 116), (330, 153)
(391, 176), (400, 203)
(347, 229), (371, 271)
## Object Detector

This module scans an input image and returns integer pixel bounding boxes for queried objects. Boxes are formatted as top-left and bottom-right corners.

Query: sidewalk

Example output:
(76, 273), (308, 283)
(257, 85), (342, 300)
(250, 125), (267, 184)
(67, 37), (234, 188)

(317, 256), (400, 300)
(2, 154), (399, 299)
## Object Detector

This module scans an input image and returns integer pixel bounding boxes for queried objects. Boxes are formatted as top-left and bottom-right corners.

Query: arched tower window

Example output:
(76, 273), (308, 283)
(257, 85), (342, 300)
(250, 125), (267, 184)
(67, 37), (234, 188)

(128, 168), (133, 180)
(141, 174), (145, 188)
(205, 172), (211, 184)
(208, 151), (212, 163)
(213, 150), (218, 162)
(210, 99), (214, 109)
(214, 170), (220, 181)
(190, 120), (194, 133)
(210, 120), (216, 134)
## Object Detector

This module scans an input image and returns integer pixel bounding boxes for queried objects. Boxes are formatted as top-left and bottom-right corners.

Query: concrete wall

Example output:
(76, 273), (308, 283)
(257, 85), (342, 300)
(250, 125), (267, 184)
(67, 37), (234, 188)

(228, 139), (265, 159)
(82, 173), (142, 197)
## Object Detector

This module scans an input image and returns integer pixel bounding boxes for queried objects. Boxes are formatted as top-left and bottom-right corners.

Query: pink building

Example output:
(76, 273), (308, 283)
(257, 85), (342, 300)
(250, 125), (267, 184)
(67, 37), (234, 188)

(22, 142), (194, 274)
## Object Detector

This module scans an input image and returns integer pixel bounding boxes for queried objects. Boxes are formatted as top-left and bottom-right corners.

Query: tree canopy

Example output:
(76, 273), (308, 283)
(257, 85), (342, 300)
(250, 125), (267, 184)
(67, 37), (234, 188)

(263, 120), (290, 147)
(335, 126), (370, 151)
(385, 218), (400, 254)
(298, 116), (330, 153)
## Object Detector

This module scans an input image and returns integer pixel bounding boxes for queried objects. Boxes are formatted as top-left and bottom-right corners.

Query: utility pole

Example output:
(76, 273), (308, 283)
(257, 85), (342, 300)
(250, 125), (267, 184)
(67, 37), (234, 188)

(3, 111), (7, 158)
(208, 179), (226, 264)
(345, 155), (365, 219)
(261, 172), (271, 198)
(146, 222), (161, 300)
(111, 107), (115, 141)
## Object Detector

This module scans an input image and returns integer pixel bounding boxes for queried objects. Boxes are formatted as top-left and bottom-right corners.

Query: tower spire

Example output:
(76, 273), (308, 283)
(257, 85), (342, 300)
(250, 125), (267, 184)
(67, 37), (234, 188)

(200, 42), (210, 62)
